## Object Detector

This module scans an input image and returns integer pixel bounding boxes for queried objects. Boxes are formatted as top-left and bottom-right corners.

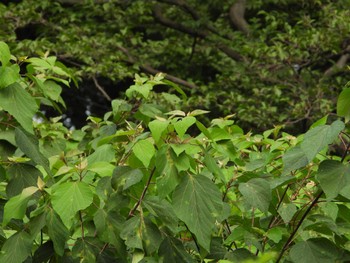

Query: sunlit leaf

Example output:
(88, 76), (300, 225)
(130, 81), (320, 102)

(51, 181), (93, 228)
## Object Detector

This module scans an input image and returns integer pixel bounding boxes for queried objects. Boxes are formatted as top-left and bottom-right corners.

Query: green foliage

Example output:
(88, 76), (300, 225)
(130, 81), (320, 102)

(1, 42), (350, 263)
(1, 0), (349, 131)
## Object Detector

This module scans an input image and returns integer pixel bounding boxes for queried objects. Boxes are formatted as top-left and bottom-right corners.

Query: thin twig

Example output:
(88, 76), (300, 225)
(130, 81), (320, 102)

(92, 75), (112, 101)
(128, 167), (156, 218)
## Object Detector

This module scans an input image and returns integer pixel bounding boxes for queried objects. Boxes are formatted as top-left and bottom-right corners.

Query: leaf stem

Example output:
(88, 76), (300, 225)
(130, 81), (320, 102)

(128, 167), (156, 218)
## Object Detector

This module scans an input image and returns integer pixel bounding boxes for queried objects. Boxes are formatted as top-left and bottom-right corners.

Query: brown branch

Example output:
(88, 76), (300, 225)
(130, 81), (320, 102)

(152, 4), (207, 38)
(117, 46), (198, 90)
(91, 75), (112, 101)
(128, 167), (156, 218)
(229, 0), (250, 35)
(324, 45), (350, 77)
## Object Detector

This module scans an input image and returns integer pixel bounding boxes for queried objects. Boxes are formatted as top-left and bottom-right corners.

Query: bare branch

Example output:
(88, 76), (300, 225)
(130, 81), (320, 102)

(92, 75), (112, 101)
(229, 0), (250, 35)
(324, 45), (350, 77)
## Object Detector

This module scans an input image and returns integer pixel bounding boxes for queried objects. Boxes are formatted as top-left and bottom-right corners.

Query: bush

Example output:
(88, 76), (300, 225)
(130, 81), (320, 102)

(1, 42), (350, 262)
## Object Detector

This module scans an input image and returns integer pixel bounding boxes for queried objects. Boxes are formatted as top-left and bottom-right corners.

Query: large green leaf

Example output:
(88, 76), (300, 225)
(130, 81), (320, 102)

(315, 160), (350, 200)
(0, 65), (20, 89)
(158, 236), (195, 263)
(3, 186), (39, 226)
(282, 146), (309, 175)
(15, 127), (51, 175)
(6, 163), (41, 198)
(0, 231), (32, 263)
(172, 174), (223, 251)
(238, 178), (271, 213)
(143, 196), (178, 233)
(337, 88), (350, 122)
(51, 181), (94, 228)
(149, 119), (169, 143)
(173, 116), (196, 139)
(0, 41), (11, 66)
(0, 83), (38, 133)
(301, 120), (344, 162)
(133, 139), (155, 168)
(87, 144), (115, 164)
(289, 238), (340, 263)
(46, 208), (69, 256)
(120, 216), (143, 250)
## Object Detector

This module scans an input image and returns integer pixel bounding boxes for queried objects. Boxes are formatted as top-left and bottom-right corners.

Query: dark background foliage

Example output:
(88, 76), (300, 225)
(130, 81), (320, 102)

(1, 0), (350, 132)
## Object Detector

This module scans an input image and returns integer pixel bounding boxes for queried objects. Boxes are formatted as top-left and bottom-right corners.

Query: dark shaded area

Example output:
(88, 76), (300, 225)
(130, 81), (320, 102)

(1, 0), (22, 6)
(44, 77), (133, 128)
(15, 23), (46, 41)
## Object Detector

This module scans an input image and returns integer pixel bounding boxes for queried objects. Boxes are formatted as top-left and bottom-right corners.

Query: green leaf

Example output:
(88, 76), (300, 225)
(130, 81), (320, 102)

(46, 208), (69, 256)
(0, 231), (32, 263)
(289, 238), (340, 263)
(315, 160), (350, 200)
(87, 161), (115, 177)
(87, 144), (115, 164)
(238, 178), (271, 213)
(120, 216), (143, 250)
(282, 146), (308, 175)
(173, 116), (196, 139)
(112, 166), (144, 190)
(6, 163), (41, 198)
(301, 120), (344, 162)
(0, 83), (38, 133)
(337, 88), (350, 122)
(0, 65), (20, 89)
(278, 203), (297, 223)
(158, 236), (195, 263)
(133, 139), (155, 168)
(143, 196), (178, 233)
(51, 181), (94, 228)
(3, 186), (39, 226)
(0, 41), (11, 66)
(172, 174), (223, 251)
(15, 127), (51, 175)
(149, 119), (169, 142)
(42, 80), (62, 102)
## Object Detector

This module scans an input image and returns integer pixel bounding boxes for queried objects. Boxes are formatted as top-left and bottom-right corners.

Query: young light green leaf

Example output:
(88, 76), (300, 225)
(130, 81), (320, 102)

(0, 83), (38, 133)
(3, 186), (39, 226)
(289, 238), (340, 263)
(133, 139), (155, 168)
(337, 88), (350, 122)
(87, 144), (115, 164)
(87, 161), (115, 177)
(0, 231), (32, 263)
(238, 178), (271, 213)
(15, 127), (51, 175)
(173, 116), (196, 139)
(0, 41), (11, 66)
(301, 120), (344, 162)
(172, 174), (223, 251)
(51, 181), (94, 228)
(315, 160), (350, 200)
(149, 119), (169, 142)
